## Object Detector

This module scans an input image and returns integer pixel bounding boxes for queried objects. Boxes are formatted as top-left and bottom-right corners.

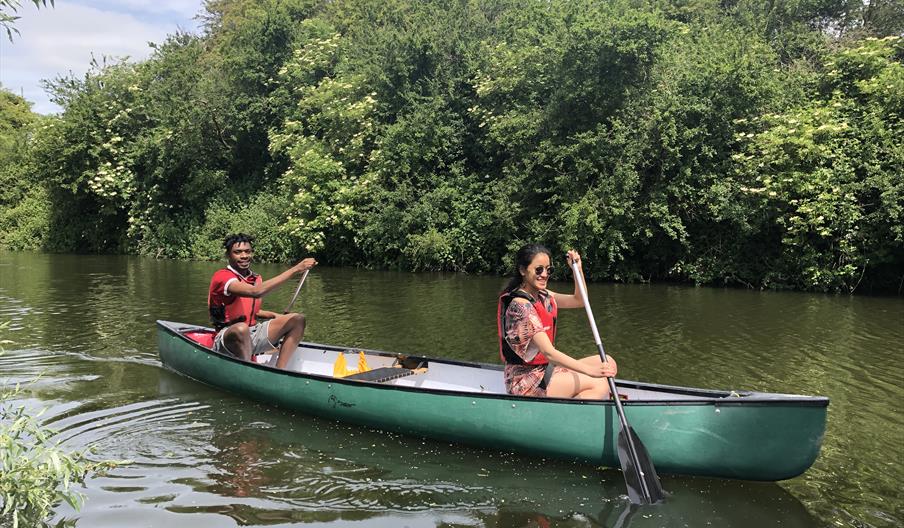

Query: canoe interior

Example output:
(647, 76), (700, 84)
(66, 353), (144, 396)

(162, 321), (825, 405)
(157, 320), (829, 480)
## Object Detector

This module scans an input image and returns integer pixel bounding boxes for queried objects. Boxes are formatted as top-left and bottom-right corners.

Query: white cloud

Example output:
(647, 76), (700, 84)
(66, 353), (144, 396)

(0, 0), (203, 114)
(93, 0), (201, 19)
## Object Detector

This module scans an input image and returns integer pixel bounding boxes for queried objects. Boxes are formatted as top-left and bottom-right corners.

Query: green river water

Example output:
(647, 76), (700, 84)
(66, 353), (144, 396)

(0, 252), (901, 527)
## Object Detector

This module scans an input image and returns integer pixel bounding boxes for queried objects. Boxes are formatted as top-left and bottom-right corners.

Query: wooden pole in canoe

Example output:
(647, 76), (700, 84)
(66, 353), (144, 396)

(570, 261), (665, 505)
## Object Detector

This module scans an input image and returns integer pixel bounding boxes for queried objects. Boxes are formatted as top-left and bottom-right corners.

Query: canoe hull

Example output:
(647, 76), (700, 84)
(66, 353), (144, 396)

(156, 321), (827, 481)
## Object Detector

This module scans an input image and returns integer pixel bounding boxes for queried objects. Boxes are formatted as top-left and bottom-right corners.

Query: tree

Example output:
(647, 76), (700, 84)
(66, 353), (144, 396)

(731, 36), (904, 291)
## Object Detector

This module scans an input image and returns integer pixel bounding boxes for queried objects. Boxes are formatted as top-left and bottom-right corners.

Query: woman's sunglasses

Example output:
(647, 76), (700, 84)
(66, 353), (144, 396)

(533, 265), (554, 276)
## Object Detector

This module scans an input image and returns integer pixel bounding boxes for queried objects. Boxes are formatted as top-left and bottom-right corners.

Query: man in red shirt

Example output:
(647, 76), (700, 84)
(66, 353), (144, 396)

(208, 233), (317, 369)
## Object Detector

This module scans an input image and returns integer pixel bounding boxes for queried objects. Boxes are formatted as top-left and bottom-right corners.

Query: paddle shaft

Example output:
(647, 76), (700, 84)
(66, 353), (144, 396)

(283, 269), (309, 314)
(571, 261), (657, 504)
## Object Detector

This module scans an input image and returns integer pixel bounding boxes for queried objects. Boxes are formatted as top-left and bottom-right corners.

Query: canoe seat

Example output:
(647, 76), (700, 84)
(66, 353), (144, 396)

(184, 330), (216, 349)
(345, 366), (426, 383)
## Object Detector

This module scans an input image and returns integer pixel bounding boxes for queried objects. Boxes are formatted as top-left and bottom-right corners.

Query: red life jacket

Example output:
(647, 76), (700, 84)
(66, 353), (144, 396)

(497, 289), (557, 366)
(208, 267), (262, 329)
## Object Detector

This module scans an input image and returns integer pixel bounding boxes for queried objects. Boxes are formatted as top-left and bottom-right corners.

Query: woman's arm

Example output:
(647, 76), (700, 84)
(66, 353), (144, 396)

(530, 331), (616, 378)
(550, 249), (585, 309)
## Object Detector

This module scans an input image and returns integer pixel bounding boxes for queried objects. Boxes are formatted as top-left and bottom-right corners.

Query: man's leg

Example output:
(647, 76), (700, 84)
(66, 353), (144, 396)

(265, 313), (307, 369)
(220, 323), (252, 361)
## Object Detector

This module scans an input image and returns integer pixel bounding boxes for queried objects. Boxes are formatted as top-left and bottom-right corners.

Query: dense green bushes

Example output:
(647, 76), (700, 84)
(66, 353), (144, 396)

(0, 0), (901, 292)
(729, 36), (904, 291)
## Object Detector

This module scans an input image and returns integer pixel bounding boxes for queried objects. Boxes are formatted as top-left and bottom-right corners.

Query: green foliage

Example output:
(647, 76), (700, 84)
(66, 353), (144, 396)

(0, 89), (34, 155)
(0, 323), (126, 527)
(269, 23), (377, 260)
(470, 2), (681, 279)
(192, 190), (293, 261)
(28, 60), (149, 252)
(732, 36), (904, 291)
(0, 89), (50, 251)
(631, 21), (798, 285)
(0, 186), (51, 250)
(1, 0), (901, 292)
(0, 398), (117, 528)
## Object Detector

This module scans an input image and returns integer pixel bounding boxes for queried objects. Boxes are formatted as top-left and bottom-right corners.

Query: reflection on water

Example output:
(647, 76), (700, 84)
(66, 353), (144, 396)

(0, 251), (902, 527)
(7, 359), (821, 528)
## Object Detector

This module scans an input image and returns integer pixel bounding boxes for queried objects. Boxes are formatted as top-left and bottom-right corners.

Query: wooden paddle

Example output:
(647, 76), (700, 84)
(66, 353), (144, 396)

(570, 260), (665, 505)
(283, 269), (309, 314)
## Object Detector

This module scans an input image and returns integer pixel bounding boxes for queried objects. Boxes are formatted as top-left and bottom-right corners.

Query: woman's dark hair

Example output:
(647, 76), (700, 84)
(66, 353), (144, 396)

(502, 243), (552, 293)
(224, 233), (254, 253)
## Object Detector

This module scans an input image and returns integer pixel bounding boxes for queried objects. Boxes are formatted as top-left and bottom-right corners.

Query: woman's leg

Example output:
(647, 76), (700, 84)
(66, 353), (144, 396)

(546, 354), (617, 399)
(545, 368), (610, 400)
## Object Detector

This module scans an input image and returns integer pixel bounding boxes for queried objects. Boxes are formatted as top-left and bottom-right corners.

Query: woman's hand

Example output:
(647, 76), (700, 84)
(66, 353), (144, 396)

(549, 248), (586, 309)
(583, 355), (618, 378)
(566, 249), (582, 271)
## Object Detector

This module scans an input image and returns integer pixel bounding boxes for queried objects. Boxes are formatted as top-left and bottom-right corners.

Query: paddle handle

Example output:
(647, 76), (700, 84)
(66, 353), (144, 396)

(570, 261), (621, 406)
(570, 260), (660, 504)
(570, 262), (632, 425)
(283, 269), (309, 314)
(571, 261), (608, 361)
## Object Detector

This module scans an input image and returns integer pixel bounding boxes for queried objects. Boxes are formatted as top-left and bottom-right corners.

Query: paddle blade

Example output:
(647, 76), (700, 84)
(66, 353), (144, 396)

(616, 425), (666, 505)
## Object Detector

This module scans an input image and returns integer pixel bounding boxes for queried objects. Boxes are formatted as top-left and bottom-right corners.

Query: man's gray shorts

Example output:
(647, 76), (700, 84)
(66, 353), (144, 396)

(213, 320), (277, 358)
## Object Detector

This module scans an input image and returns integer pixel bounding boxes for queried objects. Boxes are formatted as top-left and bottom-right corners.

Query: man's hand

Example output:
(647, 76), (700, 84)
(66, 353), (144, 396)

(257, 310), (278, 320)
(294, 258), (317, 273)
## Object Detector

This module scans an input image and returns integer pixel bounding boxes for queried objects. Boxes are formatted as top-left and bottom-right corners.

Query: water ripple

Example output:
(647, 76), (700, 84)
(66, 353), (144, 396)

(2, 253), (901, 527)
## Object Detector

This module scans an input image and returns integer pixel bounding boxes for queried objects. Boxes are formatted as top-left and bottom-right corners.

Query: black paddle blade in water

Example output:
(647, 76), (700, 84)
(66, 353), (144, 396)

(617, 425), (666, 505)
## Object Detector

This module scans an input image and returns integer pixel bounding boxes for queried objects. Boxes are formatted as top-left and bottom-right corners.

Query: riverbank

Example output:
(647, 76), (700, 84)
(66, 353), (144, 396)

(1, 1), (902, 294)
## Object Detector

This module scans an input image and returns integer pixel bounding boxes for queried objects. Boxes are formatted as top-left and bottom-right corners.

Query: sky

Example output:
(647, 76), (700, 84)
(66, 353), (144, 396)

(0, 0), (204, 114)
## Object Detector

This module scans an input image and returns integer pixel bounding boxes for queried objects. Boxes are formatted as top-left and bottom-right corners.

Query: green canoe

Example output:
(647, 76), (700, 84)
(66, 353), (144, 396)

(156, 320), (828, 481)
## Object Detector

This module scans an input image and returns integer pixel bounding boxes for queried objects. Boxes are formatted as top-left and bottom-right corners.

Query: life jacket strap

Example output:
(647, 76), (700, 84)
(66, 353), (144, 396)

(539, 362), (555, 390)
(213, 315), (247, 331)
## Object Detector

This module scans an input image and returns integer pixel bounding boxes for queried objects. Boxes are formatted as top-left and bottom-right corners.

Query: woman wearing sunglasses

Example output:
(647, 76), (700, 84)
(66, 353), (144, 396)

(497, 243), (617, 399)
